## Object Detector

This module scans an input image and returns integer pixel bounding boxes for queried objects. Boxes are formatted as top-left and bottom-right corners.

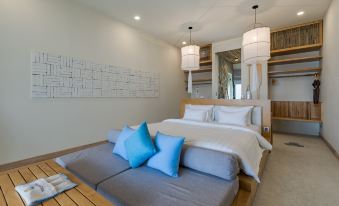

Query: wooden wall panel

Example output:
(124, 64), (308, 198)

(271, 20), (322, 51)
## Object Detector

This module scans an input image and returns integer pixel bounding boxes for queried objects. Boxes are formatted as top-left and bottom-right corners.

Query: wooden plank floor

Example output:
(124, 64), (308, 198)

(0, 160), (113, 206)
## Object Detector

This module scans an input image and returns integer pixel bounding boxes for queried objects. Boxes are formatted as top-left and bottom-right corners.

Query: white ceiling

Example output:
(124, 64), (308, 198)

(74, 0), (332, 47)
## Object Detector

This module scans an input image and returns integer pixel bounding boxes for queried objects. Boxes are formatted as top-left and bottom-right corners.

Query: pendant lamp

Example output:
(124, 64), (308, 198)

(242, 5), (270, 65)
(181, 27), (200, 93)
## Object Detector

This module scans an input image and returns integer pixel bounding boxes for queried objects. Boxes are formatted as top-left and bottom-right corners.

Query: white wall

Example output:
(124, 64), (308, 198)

(0, 0), (185, 165)
(321, 0), (339, 153)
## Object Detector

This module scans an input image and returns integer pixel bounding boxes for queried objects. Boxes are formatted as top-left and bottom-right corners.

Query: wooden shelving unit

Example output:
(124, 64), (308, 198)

(268, 67), (321, 75)
(269, 20), (323, 124)
(269, 20), (323, 79)
(268, 56), (322, 66)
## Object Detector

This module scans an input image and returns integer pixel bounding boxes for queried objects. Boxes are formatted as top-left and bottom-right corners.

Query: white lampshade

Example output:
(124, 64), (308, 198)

(181, 45), (200, 71)
(242, 27), (271, 65)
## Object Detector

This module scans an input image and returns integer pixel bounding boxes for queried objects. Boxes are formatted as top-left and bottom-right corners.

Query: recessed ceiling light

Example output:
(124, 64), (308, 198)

(134, 16), (141, 21)
(235, 58), (239, 62)
(297, 11), (305, 16)
(182, 41), (187, 45)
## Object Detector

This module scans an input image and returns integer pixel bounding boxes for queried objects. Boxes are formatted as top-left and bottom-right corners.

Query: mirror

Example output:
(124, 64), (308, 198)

(217, 49), (242, 99)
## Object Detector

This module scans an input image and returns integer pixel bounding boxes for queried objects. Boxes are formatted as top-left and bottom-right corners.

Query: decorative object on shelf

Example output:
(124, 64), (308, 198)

(242, 5), (271, 65)
(312, 74), (321, 104)
(181, 26), (200, 93)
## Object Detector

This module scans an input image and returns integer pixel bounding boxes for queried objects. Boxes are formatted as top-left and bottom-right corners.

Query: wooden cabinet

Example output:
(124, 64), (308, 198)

(272, 101), (321, 123)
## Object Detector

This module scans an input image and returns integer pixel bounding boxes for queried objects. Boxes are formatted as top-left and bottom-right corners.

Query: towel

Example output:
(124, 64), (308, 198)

(15, 173), (77, 206)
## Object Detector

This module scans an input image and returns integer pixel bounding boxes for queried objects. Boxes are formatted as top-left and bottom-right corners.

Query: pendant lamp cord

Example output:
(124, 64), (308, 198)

(253, 5), (258, 29)
(189, 26), (193, 45)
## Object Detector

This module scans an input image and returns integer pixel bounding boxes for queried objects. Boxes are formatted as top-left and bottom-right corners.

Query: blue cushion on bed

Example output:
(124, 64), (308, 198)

(147, 132), (185, 177)
(124, 122), (156, 168)
(107, 129), (121, 143)
(112, 126), (135, 160)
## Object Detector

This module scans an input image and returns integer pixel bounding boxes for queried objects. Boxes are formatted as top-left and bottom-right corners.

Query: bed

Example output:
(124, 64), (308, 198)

(149, 98), (273, 206)
(56, 98), (272, 206)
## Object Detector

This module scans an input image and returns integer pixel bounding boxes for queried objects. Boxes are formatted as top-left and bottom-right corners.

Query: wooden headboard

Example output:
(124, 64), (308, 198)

(180, 99), (272, 143)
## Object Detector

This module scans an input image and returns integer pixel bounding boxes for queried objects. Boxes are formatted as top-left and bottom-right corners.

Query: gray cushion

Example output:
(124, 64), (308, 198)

(106, 129), (239, 180)
(180, 145), (239, 180)
(56, 143), (130, 189)
(97, 166), (239, 206)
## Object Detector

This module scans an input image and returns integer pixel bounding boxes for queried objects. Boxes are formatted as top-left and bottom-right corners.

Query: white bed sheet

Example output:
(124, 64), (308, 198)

(146, 119), (272, 182)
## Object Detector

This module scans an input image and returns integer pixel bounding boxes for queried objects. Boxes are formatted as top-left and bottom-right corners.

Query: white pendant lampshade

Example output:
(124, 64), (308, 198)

(242, 5), (271, 65)
(181, 45), (200, 71)
(181, 27), (200, 93)
(242, 27), (270, 65)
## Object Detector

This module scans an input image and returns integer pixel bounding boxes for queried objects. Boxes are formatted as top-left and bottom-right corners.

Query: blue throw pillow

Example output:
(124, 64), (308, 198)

(107, 129), (122, 143)
(112, 126), (135, 160)
(124, 122), (156, 168)
(147, 132), (185, 177)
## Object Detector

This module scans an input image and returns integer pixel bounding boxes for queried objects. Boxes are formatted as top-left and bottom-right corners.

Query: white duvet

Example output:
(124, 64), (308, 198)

(146, 119), (272, 182)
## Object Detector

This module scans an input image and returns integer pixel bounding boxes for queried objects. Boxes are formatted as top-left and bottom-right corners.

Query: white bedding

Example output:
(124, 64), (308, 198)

(146, 119), (272, 182)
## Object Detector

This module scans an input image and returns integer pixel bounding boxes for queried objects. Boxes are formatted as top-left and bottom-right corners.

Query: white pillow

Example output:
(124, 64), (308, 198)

(185, 104), (214, 122)
(216, 110), (251, 126)
(183, 108), (208, 122)
(214, 106), (253, 125)
(252, 106), (262, 127)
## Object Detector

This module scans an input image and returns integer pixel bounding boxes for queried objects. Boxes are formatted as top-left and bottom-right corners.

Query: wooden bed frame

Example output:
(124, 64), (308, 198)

(180, 99), (272, 206)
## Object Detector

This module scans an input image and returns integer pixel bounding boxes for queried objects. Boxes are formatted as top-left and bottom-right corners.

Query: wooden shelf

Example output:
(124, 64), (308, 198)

(200, 60), (212, 65)
(184, 68), (212, 74)
(193, 82), (211, 85)
(185, 78), (212, 83)
(272, 117), (322, 123)
(269, 72), (320, 78)
(268, 56), (322, 66)
(271, 44), (322, 56)
(268, 67), (321, 75)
